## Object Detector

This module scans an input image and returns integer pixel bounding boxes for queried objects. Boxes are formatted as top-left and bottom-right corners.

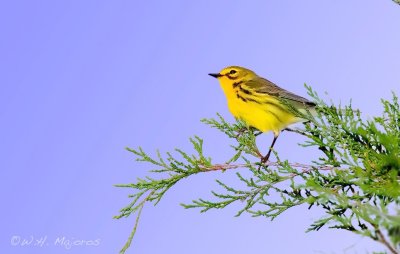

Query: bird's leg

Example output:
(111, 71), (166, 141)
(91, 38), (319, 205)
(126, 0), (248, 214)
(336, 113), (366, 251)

(253, 130), (263, 136)
(261, 133), (280, 165)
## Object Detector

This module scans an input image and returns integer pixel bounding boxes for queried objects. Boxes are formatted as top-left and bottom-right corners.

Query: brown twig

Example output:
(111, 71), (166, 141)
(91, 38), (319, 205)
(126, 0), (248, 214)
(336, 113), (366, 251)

(199, 162), (339, 173)
(376, 228), (399, 254)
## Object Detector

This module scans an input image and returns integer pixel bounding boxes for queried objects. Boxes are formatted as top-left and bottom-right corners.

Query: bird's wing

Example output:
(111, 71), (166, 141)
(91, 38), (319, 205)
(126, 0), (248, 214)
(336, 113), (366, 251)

(245, 77), (316, 107)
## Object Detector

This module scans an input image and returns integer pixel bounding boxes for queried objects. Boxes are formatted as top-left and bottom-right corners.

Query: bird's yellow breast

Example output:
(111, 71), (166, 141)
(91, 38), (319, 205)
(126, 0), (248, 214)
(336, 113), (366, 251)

(220, 80), (299, 135)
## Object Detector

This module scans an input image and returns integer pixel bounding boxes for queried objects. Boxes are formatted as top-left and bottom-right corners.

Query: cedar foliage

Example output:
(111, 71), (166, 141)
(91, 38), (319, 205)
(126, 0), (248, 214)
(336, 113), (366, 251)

(115, 87), (400, 254)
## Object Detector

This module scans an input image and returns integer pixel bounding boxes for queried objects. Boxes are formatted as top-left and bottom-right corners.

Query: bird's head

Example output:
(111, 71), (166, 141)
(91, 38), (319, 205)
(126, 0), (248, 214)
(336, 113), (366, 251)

(208, 66), (257, 83)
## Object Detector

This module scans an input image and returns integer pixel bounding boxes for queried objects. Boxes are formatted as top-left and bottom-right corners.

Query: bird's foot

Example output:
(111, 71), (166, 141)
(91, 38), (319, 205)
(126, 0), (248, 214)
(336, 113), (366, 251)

(258, 154), (271, 171)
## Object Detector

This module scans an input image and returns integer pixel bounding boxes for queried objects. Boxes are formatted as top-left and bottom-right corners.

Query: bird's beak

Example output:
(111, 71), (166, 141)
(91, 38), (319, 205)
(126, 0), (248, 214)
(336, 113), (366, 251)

(208, 73), (222, 78)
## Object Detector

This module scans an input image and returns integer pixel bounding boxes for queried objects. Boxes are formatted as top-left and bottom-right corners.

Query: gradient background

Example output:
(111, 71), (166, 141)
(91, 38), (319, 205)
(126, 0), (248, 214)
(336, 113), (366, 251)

(1, 1), (400, 253)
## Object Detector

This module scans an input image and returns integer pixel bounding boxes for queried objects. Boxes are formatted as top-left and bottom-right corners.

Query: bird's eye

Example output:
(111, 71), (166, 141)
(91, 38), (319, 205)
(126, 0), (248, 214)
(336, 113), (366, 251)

(229, 70), (237, 75)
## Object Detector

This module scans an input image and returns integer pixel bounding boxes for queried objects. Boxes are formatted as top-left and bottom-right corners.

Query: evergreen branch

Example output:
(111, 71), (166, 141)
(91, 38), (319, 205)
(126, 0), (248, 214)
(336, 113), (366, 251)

(117, 88), (400, 253)
(116, 190), (155, 254)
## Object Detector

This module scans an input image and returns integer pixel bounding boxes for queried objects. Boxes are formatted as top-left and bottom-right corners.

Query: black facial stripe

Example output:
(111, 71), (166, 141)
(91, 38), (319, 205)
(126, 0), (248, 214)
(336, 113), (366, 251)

(226, 74), (239, 80)
(232, 80), (244, 88)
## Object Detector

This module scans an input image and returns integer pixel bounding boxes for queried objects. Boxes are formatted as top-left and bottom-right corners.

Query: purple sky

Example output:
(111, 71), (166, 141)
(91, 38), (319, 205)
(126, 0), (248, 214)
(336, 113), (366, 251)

(1, 1), (400, 253)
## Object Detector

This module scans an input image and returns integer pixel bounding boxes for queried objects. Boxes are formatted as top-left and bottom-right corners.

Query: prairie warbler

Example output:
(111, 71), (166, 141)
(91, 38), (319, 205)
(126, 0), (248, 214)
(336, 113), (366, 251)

(209, 66), (315, 163)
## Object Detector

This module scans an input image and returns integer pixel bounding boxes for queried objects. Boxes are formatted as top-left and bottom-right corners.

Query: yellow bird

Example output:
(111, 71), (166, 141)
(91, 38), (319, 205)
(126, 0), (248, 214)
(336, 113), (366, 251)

(209, 66), (315, 163)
